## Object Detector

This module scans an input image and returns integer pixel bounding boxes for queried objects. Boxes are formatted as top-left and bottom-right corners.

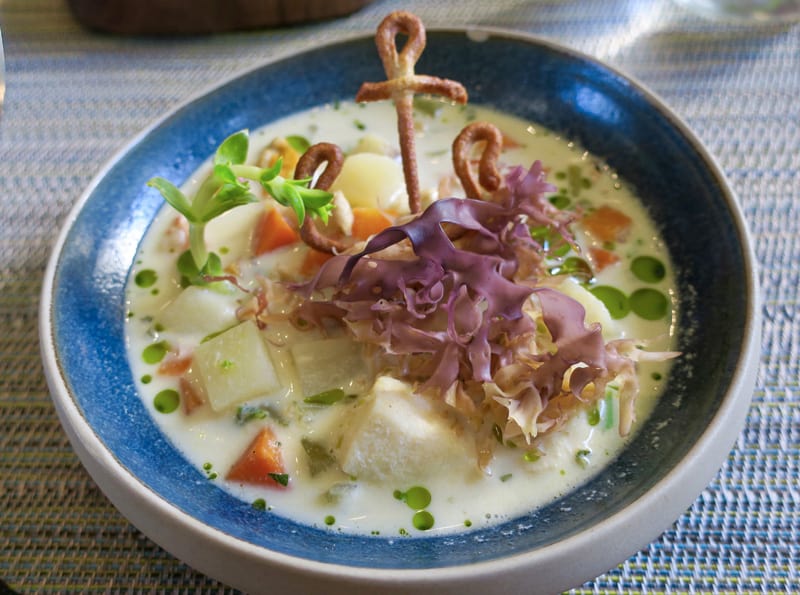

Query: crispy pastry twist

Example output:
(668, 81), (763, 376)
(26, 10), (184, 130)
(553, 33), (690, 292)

(356, 11), (468, 214)
(294, 142), (347, 254)
(452, 121), (504, 199)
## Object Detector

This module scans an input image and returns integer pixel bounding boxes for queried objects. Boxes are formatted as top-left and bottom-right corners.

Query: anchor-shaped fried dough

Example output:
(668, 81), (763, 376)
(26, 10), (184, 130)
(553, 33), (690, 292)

(356, 11), (468, 214)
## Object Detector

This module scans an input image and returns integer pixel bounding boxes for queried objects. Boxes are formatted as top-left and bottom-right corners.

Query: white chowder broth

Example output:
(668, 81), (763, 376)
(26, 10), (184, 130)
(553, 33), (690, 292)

(125, 100), (677, 536)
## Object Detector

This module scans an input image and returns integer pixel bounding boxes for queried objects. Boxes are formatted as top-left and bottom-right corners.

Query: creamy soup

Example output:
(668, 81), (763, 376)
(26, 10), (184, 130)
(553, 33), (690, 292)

(125, 100), (677, 536)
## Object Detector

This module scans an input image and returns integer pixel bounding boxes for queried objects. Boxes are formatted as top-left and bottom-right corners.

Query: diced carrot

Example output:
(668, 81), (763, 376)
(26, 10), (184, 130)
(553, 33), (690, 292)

(300, 248), (334, 276)
(158, 352), (193, 376)
(226, 427), (287, 488)
(351, 207), (393, 240)
(588, 247), (620, 272)
(581, 205), (632, 244)
(252, 208), (300, 255)
(179, 376), (204, 415)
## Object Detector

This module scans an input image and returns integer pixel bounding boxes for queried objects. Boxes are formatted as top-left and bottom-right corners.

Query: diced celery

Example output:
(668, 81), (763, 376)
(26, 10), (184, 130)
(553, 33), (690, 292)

(289, 336), (370, 399)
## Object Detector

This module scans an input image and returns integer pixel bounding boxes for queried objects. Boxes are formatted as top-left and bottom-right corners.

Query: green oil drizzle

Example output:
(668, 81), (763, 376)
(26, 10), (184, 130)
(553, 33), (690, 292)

(142, 341), (169, 364)
(631, 256), (666, 283)
(590, 286), (630, 319)
(395, 486), (431, 510)
(412, 511), (435, 531)
(153, 389), (180, 414)
(395, 486), (434, 531)
(630, 288), (668, 320)
(134, 269), (158, 288)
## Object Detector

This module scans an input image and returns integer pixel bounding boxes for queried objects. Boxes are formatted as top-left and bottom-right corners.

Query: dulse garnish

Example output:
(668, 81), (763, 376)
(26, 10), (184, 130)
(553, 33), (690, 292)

(293, 161), (664, 443)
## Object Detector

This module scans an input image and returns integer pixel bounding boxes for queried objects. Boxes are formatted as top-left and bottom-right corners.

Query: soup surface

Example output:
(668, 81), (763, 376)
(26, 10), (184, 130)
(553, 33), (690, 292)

(126, 100), (677, 535)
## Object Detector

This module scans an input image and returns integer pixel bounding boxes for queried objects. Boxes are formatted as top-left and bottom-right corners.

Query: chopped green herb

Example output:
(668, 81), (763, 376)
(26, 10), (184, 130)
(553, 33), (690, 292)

(301, 438), (336, 476)
(304, 388), (346, 406)
(354, 119), (366, 131)
(252, 498), (267, 511)
(576, 449), (591, 468)
(587, 406), (601, 426)
(268, 473), (289, 487)
(285, 134), (311, 154)
(500, 473), (513, 482)
(235, 404), (268, 425)
(324, 515), (336, 526)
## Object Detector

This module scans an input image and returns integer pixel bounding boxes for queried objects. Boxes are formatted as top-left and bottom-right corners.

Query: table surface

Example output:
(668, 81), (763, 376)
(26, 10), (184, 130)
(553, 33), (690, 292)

(1, 0), (797, 592)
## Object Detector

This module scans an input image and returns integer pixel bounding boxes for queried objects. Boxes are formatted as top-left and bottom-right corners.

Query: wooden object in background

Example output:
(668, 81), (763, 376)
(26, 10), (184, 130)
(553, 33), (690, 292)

(67, 0), (375, 34)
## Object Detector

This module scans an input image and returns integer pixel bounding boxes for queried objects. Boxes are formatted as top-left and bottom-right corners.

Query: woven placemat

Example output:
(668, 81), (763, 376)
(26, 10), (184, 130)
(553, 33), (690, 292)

(1, 0), (797, 592)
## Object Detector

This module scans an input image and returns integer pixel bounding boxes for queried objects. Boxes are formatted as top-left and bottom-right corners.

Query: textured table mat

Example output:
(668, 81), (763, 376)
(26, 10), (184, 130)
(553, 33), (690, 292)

(1, 0), (797, 592)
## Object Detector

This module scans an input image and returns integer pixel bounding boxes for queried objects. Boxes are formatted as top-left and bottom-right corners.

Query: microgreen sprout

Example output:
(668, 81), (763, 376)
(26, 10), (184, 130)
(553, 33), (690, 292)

(148, 130), (334, 281)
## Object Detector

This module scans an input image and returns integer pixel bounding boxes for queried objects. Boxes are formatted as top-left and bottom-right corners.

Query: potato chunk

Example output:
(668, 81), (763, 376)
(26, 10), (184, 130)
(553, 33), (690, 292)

(159, 285), (238, 336)
(329, 153), (407, 213)
(189, 321), (283, 412)
(335, 376), (473, 483)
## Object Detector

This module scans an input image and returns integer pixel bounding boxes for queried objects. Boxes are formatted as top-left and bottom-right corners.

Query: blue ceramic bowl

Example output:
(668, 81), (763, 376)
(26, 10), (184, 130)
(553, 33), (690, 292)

(41, 27), (760, 595)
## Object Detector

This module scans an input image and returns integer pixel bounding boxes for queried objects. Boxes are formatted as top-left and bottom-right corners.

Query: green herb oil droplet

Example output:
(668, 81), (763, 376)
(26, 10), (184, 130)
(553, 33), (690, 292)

(590, 286), (630, 319)
(153, 389), (180, 414)
(630, 288), (668, 320)
(412, 510), (435, 531)
(142, 341), (169, 364)
(135, 269), (158, 288)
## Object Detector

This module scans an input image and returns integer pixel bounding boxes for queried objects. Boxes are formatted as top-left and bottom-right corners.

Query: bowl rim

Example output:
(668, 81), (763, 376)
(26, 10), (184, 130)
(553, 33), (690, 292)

(39, 25), (761, 595)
